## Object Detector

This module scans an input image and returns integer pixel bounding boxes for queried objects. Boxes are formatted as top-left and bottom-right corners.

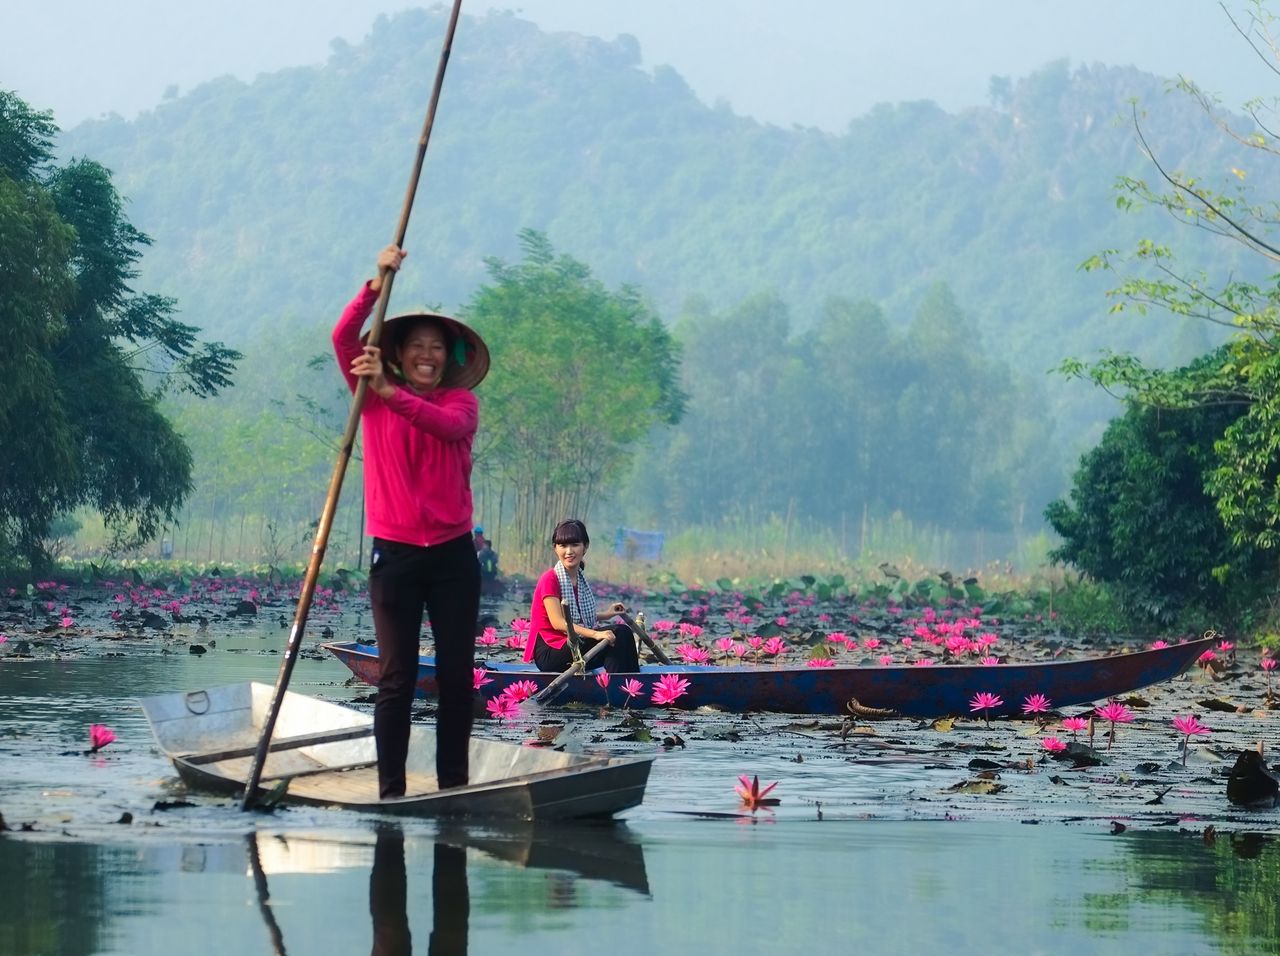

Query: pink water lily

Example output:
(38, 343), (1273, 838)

(735, 774), (780, 811)
(1263, 655), (1277, 693)
(472, 667), (494, 691)
(1021, 693), (1052, 715)
(979, 655), (1000, 666)
(715, 637), (736, 654)
(806, 657), (835, 668)
(486, 694), (520, 722)
(676, 644), (710, 664)
(969, 691), (1004, 727)
(1094, 700), (1134, 750)
(476, 627), (499, 646)
(1172, 714), (1211, 766)
(1041, 736), (1067, 753)
(651, 673), (690, 706)
(1061, 716), (1089, 740)
(620, 678), (643, 708)
(762, 637), (787, 657)
(595, 670), (611, 688)
(89, 724), (116, 752)
(878, 654), (893, 666)
(504, 679), (539, 703)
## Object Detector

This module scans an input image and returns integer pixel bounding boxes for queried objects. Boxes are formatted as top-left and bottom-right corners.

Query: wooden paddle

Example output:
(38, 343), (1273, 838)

(241, 0), (465, 811)
(619, 611), (671, 664)
(532, 600), (609, 705)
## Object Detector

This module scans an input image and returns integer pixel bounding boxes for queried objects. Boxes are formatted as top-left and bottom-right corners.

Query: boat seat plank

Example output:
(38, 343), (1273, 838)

(185, 725), (375, 765)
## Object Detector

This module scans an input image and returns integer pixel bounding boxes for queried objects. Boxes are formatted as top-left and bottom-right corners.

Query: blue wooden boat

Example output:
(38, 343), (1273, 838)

(322, 636), (1213, 718)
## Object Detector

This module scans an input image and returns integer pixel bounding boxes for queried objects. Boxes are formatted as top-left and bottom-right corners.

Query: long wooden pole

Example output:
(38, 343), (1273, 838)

(241, 0), (465, 810)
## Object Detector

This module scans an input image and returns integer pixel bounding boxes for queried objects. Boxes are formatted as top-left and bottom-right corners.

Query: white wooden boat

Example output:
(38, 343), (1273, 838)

(140, 682), (653, 820)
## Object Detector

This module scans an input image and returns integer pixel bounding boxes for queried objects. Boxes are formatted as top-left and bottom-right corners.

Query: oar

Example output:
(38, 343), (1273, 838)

(531, 600), (609, 705)
(619, 611), (670, 664)
(240, 0), (465, 811)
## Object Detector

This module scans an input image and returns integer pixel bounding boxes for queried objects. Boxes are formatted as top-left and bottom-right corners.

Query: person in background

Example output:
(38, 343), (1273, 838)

(474, 526), (500, 589)
(523, 518), (639, 673)
(333, 243), (489, 798)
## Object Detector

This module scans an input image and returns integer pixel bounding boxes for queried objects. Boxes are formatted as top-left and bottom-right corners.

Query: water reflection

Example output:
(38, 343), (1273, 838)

(5, 821), (1280, 954)
(235, 822), (648, 956)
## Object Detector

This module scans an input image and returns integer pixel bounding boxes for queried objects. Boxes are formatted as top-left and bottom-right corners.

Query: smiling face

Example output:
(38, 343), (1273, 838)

(393, 321), (449, 392)
(554, 538), (588, 570)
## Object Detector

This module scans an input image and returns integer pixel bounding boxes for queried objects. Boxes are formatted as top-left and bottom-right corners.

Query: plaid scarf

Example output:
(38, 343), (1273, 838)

(553, 561), (597, 631)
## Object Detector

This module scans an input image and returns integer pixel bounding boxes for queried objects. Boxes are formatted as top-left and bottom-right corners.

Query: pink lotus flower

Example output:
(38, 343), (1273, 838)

(595, 670), (611, 688)
(510, 617), (530, 633)
(1150, 639), (1169, 649)
(912, 658), (934, 667)
(827, 631), (849, 646)
(862, 637), (880, 650)
(1263, 656), (1277, 692)
(748, 636), (764, 650)
(60, 616), (74, 628)
(878, 654), (893, 666)
(89, 724), (116, 752)
(676, 644), (710, 664)
(653, 620), (676, 633)
(1041, 736), (1067, 753)
(504, 635), (525, 649)
(620, 678), (643, 707)
(1094, 701), (1134, 750)
(0, 634), (7, 645)
(476, 627), (499, 646)
(678, 623), (703, 639)
(486, 694), (520, 721)
(473, 667), (494, 691)
(1022, 693), (1052, 715)
(651, 673), (690, 706)
(979, 656), (1000, 666)
(735, 774), (780, 811)
(901, 637), (913, 648)
(504, 680), (539, 702)
(806, 657), (835, 668)
(732, 643), (748, 658)
(1061, 716), (1089, 740)
(762, 637), (787, 657)
(969, 691), (1004, 726)
(1172, 714), (1210, 766)
(715, 637), (736, 653)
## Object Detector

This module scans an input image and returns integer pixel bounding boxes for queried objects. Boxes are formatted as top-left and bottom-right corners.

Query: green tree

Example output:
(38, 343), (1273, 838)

(1058, 3), (1280, 623)
(0, 92), (239, 569)
(466, 229), (685, 566)
(1047, 348), (1269, 624)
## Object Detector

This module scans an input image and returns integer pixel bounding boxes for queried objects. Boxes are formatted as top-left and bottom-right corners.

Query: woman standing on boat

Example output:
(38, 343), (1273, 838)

(334, 244), (489, 799)
(523, 519), (640, 673)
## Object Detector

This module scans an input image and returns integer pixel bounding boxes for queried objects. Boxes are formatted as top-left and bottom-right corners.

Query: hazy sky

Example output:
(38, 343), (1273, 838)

(1, 1), (1268, 131)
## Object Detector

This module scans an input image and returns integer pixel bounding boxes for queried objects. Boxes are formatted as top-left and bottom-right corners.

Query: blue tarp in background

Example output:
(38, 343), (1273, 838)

(613, 527), (664, 561)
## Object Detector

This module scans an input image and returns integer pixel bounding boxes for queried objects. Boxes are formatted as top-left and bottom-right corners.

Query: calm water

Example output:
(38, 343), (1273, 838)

(2, 645), (1278, 955)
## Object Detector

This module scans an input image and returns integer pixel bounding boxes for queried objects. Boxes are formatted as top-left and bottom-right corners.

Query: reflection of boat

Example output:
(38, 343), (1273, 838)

(139, 682), (652, 819)
(323, 637), (1214, 717)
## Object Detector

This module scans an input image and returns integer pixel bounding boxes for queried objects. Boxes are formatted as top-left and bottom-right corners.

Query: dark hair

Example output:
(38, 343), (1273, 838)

(552, 518), (590, 547)
(390, 316), (455, 360)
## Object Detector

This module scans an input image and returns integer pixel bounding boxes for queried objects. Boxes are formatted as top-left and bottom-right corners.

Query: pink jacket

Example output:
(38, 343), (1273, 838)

(332, 282), (478, 547)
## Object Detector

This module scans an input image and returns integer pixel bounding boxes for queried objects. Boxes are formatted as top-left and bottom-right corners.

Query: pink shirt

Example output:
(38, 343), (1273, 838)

(523, 567), (591, 661)
(332, 282), (478, 547)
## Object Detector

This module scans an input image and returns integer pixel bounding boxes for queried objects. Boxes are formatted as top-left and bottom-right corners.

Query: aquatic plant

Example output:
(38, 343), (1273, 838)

(1172, 714), (1211, 766)
(1022, 693), (1052, 715)
(472, 667), (493, 691)
(1041, 736), (1067, 753)
(620, 678), (643, 708)
(504, 679), (539, 703)
(969, 691), (1004, 726)
(486, 694), (520, 722)
(89, 724), (116, 752)
(651, 674), (690, 706)
(1262, 655), (1276, 693)
(735, 774), (780, 811)
(1094, 700), (1134, 750)
(1061, 716), (1089, 741)
(806, 658), (835, 668)
(477, 627), (499, 646)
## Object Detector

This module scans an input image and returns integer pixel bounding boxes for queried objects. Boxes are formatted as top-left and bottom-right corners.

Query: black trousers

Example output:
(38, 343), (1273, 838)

(533, 623), (640, 673)
(369, 533), (480, 797)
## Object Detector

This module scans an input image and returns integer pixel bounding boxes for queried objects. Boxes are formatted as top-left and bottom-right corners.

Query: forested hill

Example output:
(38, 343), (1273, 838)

(63, 8), (1253, 396)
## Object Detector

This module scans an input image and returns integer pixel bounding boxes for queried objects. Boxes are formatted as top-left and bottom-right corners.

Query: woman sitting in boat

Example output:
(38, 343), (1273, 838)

(523, 519), (640, 673)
